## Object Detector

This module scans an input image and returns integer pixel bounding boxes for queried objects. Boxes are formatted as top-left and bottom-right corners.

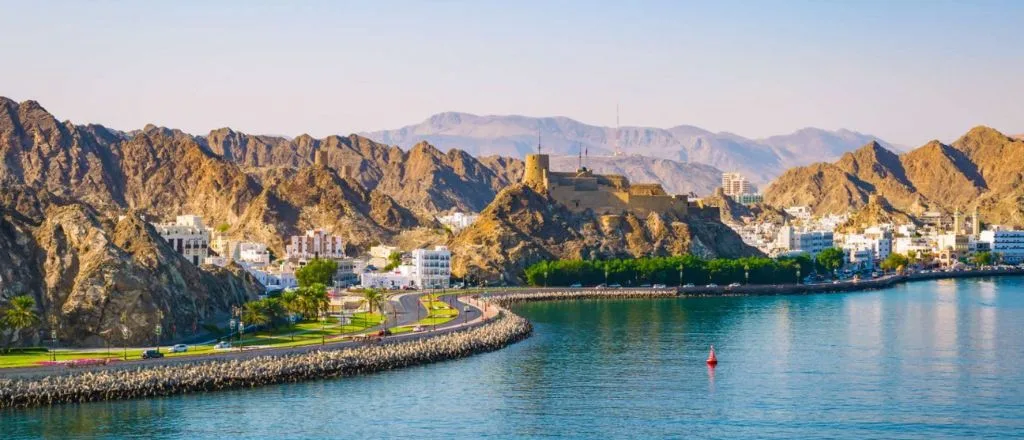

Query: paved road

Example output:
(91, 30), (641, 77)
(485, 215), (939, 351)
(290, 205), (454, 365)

(0, 292), (485, 379)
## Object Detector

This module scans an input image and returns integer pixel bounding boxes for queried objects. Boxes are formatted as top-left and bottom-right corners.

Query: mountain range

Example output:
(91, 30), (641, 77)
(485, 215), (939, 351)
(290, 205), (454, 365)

(764, 126), (1024, 227)
(362, 112), (898, 183)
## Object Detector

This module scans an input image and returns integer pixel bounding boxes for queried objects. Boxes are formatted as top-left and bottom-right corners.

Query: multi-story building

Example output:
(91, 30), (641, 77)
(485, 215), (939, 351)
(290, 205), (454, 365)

(839, 231), (892, 262)
(436, 212), (480, 232)
(776, 226), (834, 257)
(894, 236), (931, 257)
(368, 245), (400, 268)
(285, 229), (345, 262)
(153, 215), (210, 266)
(361, 246), (452, 289)
(721, 173), (753, 197)
(979, 229), (1024, 263)
(411, 246), (452, 289)
(733, 193), (764, 205)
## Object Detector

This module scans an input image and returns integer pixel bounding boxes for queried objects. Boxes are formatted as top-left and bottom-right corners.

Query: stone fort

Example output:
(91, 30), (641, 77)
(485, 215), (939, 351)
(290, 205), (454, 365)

(522, 153), (692, 218)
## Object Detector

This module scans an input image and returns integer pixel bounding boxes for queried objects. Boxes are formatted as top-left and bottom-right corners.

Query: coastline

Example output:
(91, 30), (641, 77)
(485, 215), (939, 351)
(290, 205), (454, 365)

(3, 268), (1020, 410)
(0, 307), (531, 410)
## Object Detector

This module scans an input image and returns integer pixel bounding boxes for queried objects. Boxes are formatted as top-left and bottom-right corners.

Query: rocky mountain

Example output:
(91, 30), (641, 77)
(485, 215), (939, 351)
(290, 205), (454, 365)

(1, 201), (261, 347)
(764, 127), (1024, 227)
(548, 154), (723, 196)
(362, 112), (894, 183)
(448, 183), (760, 283)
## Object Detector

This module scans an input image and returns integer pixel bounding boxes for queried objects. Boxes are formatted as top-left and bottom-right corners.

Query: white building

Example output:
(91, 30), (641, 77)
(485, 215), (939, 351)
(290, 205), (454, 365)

(894, 236), (931, 257)
(776, 226), (834, 257)
(721, 173), (754, 197)
(845, 248), (875, 270)
(361, 246), (452, 289)
(153, 215), (210, 266)
(839, 228), (892, 262)
(783, 206), (812, 221)
(979, 230), (1024, 263)
(238, 242), (271, 266)
(437, 212), (479, 232)
(285, 229), (345, 262)
(411, 246), (452, 289)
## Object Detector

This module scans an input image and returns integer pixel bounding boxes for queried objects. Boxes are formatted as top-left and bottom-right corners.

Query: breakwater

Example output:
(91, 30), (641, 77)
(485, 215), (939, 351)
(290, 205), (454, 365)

(488, 288), (678, 307)
(0, 310), (532, 409)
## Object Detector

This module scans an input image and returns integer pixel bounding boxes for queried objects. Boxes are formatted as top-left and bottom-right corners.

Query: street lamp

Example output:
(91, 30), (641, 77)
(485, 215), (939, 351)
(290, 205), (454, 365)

(320, 312), (326, 346)
(744, 264), (750, 285)
(679, 263), (684, 287)
(120, 324), (130, 360)
(796, 266), (802, 285)
(229, 318), (237, 349)
(154, 310), (164, 352)
(238, 321), (245, 351)
(47, 315), (57, 362)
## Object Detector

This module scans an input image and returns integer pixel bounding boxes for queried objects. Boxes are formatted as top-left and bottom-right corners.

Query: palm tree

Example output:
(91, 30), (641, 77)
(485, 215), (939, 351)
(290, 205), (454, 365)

(2, 295), (41, 348)
(241, 301), (271, 336)
(279, 291), (302, 340)
(361, 288), (383, 314)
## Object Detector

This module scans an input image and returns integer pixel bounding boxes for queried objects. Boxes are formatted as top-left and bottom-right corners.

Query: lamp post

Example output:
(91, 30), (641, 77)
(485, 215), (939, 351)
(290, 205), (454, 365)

(744, 264), (750, 285)
(120, 325), (130, 360)
(47, 315), (57, 362)
(604, 267), (609, 286)
(153, 311), (163, 352)
(229, 318), (237, 349)
(544, 269), (548, 287)
(320, 312), (326, 346)
(796, 266), (802, 285)
(679, 263), (684, 287)
(238, 321), (245, 351)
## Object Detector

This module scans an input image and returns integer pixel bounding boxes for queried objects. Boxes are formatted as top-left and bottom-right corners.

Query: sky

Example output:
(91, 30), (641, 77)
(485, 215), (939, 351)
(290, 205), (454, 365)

(1, 0), (1022, 146)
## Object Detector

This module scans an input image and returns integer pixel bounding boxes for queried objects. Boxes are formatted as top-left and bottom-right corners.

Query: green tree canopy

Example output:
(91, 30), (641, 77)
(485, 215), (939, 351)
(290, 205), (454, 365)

(382, 252), (403, 271)
(972, 251), (994, 266)
(880, 253), (909, 272)
(523, 255), (812, 287)
(295, 258), (338, 287)
(816, 248), (845, 275)
(2, 295), (41, 347)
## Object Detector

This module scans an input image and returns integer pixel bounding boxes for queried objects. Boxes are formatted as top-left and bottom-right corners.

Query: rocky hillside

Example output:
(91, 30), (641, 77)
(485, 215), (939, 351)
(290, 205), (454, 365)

(1, 202), (262, 347)
(764, 127), (1024, 226)
(448, 183), (760, 283)
(362, 112), (895, 183)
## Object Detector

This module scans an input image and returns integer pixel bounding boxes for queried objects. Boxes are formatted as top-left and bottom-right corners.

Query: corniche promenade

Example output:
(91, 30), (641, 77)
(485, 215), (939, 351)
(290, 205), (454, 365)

(2, 268), (1022, 410)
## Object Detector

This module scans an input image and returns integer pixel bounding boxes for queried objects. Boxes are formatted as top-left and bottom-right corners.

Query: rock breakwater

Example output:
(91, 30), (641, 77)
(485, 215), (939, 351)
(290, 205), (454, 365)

(0, 310), (531, 409)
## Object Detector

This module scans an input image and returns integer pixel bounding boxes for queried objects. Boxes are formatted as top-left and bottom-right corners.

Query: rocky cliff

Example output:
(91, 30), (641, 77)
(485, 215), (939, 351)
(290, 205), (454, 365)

(448, 184), (760, 283)
(764, 127), (1024, 226)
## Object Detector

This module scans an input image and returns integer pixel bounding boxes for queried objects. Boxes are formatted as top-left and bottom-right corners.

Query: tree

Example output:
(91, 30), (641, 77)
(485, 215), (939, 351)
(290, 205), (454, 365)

(880, 253), (910, 272)
(382, 252), (402, 271)
(816, 248), (845, 276)
(295, 283), (329, 319)
(295, 258), (338, 287)
(278, 291), (302, 339)
(2, 295), (41, 348)
(362, 288), (383, 314)
(241, 300), (272, 335)
(972, 251), (994, 266)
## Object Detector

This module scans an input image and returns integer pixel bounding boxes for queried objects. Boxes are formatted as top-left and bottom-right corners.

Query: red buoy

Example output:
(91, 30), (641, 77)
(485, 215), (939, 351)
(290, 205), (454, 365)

(706, 345), (718, 366)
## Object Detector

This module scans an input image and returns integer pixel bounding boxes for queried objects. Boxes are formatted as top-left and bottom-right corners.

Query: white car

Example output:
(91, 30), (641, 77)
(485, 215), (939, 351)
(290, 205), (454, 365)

(727, 283), (741, 288)
(214, 341), (232, 350)
(652, 284), (667, 289)
(569, 283), (583, 288)
(170, 344), (188, 353)
(413, 325), (426, 332)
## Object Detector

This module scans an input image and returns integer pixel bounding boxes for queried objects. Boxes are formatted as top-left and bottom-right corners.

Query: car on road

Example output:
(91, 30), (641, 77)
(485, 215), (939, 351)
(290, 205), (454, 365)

(639, 283), (652, 288)
(706, 283), (718, 288)
(683, 283), (695, 288)
(727, 283), (741, 288)
(413, 325), (426, 332)
(377, 329), (393, 337)
(169, 344), (188, 353)
(652, 284), (667, 289)
(595, 283), (607, 288)
(214, 341), (232, 350)
(569, 282), (583, 288)
(141, 349), (164, 359)
(609, 283), (622, 288)
(463, 305), (472, 313)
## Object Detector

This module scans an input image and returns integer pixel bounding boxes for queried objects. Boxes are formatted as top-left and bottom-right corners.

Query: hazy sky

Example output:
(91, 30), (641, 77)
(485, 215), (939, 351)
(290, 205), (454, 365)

(1, 0), (1022, 146)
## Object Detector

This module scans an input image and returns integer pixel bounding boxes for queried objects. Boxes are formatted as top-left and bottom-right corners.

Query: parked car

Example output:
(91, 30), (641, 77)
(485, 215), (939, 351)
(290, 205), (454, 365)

(609, 283), (623, 288)
(683, 283), (695, 288)
(652, 284), (667, 289)
(214, 341), (232, 350)
(413, 325), (426, 332)
(595, 283), (607, 288)
(727, 283), (741, 288)
(570, 282), (583, 288)
(141, 349), (164, 359)
(706, 283), (718, 288)
(639, 283), (652, 288)
(169, 344), (188, 353)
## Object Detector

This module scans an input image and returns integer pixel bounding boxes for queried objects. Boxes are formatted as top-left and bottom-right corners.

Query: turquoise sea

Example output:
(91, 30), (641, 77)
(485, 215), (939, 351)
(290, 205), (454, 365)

(3, 277), (1023, 439)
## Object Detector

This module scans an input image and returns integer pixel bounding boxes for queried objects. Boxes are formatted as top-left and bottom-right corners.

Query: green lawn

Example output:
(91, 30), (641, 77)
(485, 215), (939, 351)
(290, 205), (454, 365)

(0, 345), (219, 368)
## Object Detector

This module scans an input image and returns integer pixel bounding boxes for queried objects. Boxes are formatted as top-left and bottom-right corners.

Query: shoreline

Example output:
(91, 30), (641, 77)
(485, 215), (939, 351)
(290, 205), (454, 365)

(0, 306), (531, 410)
(3, 268), (1020, 410)
(489, 268), (1024, 305)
